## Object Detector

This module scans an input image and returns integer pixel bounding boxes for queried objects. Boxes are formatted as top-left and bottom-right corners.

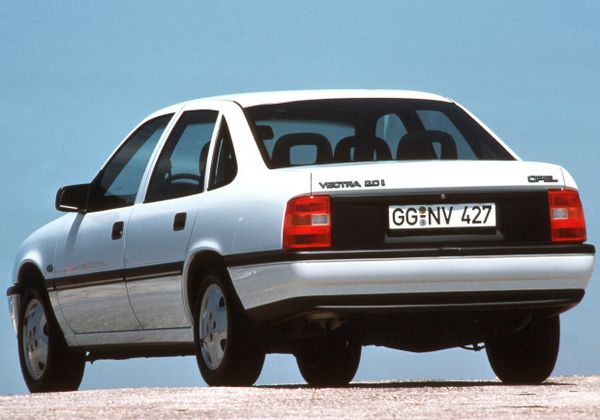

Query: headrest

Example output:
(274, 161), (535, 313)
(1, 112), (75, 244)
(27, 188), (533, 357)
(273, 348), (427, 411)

(199, 142), (211, 176)
(397, 130), (457, 160)
(271, 133), (332, 168)
(334, 136), (391, 162)
(255, 125), (274, 140)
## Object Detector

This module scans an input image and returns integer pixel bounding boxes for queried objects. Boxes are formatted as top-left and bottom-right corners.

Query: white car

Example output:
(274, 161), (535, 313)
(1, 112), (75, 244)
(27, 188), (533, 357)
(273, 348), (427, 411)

(7, 90), (595, 392)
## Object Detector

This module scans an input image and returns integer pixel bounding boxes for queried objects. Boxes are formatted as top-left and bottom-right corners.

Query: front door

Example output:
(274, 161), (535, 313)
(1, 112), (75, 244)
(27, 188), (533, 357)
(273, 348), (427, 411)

(54, 114), (172, 333)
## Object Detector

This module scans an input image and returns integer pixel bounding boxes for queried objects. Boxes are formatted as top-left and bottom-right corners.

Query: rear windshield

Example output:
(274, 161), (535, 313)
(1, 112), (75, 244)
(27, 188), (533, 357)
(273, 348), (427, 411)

(245, 99), (514, 168)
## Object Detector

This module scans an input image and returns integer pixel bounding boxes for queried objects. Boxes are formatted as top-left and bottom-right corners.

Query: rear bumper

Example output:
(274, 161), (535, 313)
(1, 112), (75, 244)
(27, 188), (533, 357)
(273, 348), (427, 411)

(227, 245), (594, 323)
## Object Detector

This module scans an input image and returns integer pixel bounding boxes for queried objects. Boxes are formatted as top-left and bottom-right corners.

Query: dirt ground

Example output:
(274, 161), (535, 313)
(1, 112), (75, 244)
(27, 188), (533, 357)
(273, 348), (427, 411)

(2, 375), (600, 419)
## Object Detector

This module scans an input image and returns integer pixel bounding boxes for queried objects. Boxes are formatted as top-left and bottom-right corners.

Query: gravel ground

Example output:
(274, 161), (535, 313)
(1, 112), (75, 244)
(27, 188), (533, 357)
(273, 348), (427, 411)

(2, 376), (600, 419)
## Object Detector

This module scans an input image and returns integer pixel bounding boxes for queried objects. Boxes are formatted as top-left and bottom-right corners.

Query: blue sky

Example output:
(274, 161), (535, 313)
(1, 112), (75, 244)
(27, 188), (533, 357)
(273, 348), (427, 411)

(1, 1), (599, 394)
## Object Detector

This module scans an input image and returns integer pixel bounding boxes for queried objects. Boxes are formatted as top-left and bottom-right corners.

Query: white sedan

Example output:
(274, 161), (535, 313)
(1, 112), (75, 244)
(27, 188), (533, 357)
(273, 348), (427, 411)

(7, 90), (595, 392)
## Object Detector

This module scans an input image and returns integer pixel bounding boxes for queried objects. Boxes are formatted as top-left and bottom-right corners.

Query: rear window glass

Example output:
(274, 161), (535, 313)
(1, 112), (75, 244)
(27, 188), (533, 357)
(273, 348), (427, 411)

(245, 99), (514, 168)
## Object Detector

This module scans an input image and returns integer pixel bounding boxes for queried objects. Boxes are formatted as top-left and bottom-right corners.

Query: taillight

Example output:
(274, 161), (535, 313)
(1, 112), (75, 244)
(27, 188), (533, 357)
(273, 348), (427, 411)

(548, 189), (586, 242)
(283, 195), (331, 249)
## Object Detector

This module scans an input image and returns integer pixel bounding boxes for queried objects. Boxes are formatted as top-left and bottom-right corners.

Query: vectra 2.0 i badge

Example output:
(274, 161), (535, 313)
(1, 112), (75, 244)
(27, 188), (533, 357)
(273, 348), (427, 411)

(7, 90), (595, 392)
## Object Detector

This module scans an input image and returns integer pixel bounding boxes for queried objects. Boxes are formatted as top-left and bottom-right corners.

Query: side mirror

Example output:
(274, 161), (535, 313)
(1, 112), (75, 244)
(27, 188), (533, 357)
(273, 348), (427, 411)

(55, 184), (89, 212)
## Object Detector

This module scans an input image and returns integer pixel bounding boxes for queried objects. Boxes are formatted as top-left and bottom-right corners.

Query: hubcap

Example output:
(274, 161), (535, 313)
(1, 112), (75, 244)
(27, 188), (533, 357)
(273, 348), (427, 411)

(199, 284), (228, 370)
(22, 298), (49, 380)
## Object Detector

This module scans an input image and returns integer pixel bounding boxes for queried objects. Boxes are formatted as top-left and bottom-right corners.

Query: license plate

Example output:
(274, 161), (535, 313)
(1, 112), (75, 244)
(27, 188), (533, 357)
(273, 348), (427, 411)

(388, 203), (496, 230)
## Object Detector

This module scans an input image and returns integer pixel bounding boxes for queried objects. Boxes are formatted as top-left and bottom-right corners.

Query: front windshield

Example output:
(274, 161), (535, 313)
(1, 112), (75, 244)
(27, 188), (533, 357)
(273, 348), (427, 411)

(245, 99), (514, 169)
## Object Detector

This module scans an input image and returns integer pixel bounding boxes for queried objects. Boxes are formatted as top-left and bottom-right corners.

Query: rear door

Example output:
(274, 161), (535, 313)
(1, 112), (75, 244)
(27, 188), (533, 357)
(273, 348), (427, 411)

(124, 110), (219, 329)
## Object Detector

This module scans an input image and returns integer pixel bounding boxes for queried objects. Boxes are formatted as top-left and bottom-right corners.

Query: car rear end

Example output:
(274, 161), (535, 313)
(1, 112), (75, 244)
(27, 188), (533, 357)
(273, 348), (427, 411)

(230, 161), (593, 322)
(226, 92), (595, 356)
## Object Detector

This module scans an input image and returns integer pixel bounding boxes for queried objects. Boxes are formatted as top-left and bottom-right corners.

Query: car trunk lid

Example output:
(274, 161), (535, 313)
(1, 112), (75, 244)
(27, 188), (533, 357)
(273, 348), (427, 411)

(304, 160), (566, 249)
(310, 160), (564, 194)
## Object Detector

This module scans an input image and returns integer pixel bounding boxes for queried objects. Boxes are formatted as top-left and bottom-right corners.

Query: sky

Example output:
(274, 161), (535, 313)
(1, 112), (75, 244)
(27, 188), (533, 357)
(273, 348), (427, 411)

(1, 1), (599, 394)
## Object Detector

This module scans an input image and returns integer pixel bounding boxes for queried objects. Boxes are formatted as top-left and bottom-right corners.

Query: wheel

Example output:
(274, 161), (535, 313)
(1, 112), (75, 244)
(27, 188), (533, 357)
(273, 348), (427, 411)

(296, 337), (361, 387)
(18, 286), (85, 393)
(485, 315), (560, 385)
(193, 270), (265, 386)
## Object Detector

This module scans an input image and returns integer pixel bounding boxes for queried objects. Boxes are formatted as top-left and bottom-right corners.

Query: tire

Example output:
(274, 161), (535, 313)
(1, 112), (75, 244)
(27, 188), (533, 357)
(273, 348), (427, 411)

(485, 315), (560, 385)
(193, 269), (265, 386)
(18, 286), (85, 393)
(296, 337), (361, 387)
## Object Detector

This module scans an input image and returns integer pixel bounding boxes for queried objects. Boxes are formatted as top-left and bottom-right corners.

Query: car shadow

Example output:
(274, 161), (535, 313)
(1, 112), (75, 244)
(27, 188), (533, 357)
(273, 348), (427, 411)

(258, 380), (572, 389)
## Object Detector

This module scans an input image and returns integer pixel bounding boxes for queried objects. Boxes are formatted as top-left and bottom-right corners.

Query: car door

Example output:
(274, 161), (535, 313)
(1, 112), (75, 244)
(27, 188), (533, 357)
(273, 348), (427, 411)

(124, 110), (219, 329)
(53, 114), (173, 333)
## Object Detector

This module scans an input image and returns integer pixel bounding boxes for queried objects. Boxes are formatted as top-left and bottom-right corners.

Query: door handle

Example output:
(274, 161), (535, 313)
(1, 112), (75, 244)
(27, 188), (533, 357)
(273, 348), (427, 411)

(112, 221), (124, 240)
(173, 212), (187, 231)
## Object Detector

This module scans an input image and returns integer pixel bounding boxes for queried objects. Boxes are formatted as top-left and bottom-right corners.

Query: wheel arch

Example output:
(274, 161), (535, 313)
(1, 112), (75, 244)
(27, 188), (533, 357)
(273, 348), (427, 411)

(14, 259), (77, 344)
(183, 249), (241, 322)
(15, 261), (46, 293)
(7, 261), (47, 334)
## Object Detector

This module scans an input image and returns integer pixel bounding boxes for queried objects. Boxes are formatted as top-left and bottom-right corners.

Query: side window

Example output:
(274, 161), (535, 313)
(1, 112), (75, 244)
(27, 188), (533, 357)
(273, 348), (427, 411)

(145, 110), (218, 202)
(209, 120), (237, 190)
(88, 114), (172, 212)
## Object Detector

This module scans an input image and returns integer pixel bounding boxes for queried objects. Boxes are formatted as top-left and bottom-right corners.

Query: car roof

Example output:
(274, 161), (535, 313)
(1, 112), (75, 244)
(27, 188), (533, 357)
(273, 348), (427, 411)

(153, 90), (452, 116)
(209, 89), (452, 107)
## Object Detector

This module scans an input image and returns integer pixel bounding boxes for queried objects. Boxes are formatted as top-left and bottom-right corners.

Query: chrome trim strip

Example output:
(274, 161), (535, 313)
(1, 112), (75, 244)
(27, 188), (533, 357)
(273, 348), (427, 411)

(125, 271), (181, 282)
(53, 277), (123, 291)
